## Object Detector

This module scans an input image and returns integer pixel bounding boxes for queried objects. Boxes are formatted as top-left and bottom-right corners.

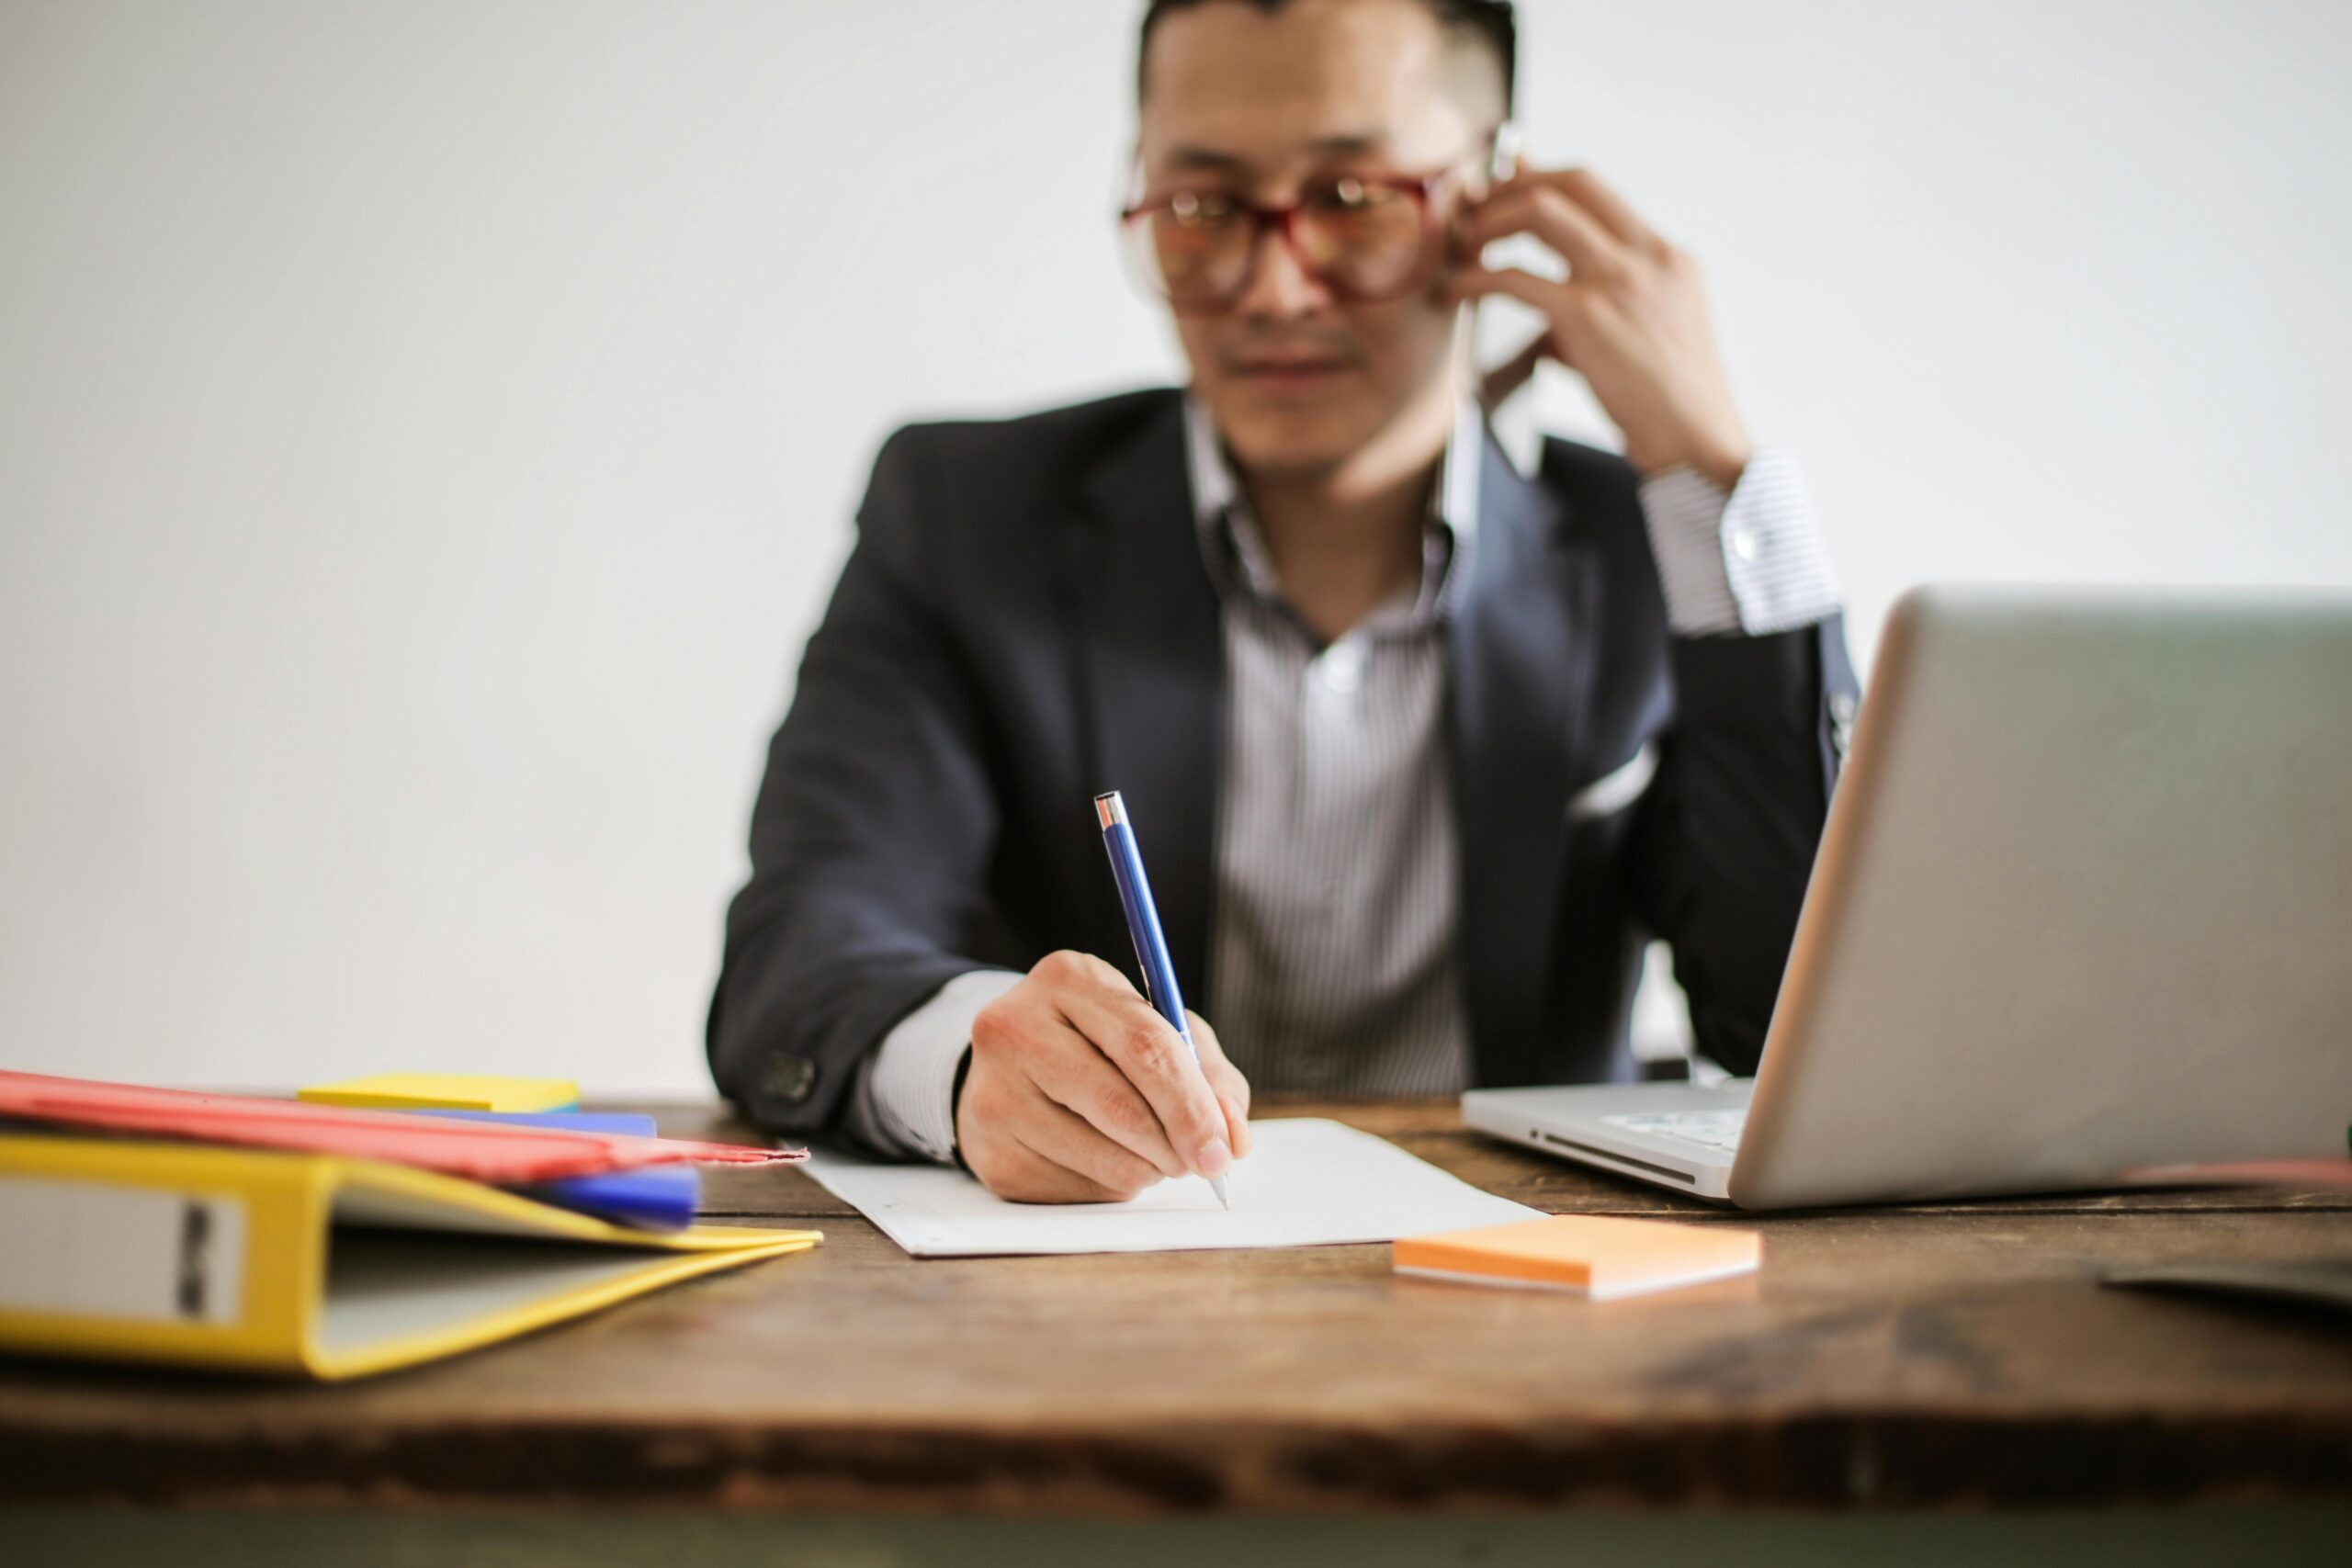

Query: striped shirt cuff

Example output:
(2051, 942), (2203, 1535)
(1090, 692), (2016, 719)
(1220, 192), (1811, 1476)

(1638, 447), (1840, 637)
(852, 968), (1023, 1164)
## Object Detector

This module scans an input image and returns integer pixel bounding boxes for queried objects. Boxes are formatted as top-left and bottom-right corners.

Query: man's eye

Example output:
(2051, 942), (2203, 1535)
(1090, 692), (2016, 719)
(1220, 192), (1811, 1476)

(1307, 177), (1390, 214)
(1168, 191), (1239, 226)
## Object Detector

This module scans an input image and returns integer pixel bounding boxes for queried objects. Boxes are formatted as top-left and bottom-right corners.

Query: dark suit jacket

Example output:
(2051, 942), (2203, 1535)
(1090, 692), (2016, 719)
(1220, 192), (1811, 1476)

(708, 387), (1859, 1136)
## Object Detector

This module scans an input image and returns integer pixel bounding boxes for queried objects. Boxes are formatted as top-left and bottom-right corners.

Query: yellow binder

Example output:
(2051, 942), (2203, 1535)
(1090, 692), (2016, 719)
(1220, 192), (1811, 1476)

(0, 1134), (819, 1381)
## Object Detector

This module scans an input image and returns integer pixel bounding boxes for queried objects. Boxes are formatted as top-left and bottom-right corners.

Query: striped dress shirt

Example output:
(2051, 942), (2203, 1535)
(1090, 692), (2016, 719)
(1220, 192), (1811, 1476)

(846, 400), (1839, 1163)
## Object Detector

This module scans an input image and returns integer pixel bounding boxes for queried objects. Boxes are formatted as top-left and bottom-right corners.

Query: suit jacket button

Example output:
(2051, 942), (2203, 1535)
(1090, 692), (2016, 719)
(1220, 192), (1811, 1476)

(764, 1054), (819, 1105)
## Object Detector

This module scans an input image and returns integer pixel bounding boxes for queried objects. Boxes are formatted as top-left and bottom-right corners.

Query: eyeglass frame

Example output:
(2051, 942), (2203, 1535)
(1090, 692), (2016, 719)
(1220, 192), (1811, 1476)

(1116, 128), (1515, 316)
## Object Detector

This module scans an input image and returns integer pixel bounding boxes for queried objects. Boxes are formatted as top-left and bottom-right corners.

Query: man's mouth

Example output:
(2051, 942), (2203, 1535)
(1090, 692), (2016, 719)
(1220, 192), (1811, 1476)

(1227, 353), (1355, 388)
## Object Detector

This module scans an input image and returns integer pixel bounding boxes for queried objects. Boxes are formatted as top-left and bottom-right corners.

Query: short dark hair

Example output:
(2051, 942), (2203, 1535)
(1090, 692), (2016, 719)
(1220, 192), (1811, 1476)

(1137, 0), (1517, 117)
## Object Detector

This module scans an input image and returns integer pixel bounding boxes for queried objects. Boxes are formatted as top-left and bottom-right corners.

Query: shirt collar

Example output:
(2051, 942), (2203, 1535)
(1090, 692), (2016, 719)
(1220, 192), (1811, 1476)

(1182, 392), (1484, 626)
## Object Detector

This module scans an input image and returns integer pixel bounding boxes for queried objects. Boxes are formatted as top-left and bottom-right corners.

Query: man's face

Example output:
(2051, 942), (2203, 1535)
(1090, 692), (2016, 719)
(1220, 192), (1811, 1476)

(1136, 0), (1490, 477)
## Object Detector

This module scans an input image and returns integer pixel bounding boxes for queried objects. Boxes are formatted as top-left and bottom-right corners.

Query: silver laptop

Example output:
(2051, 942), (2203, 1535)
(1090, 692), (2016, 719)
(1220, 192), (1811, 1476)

(1464, 587), (2352, 1209)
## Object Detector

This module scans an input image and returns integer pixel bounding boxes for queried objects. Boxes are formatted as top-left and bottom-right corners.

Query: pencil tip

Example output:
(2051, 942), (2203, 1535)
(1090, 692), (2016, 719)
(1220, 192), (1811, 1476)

(1209, 1173), (1231, 1210)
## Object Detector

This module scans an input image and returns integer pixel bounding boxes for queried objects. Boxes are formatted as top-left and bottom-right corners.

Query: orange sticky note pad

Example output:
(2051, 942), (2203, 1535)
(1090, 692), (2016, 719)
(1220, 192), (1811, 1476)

(1394, 1214), (1760, 1300)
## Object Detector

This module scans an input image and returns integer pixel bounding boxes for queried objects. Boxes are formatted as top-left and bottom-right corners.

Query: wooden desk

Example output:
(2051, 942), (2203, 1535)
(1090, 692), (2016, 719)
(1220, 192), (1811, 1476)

(5, 1099), (2350, 1527)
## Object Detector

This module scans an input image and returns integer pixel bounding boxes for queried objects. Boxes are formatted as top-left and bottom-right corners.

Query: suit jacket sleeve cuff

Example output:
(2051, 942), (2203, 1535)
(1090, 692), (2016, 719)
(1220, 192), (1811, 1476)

(1638, 447), (1841, 637)
(850, 968), (1023, 1163)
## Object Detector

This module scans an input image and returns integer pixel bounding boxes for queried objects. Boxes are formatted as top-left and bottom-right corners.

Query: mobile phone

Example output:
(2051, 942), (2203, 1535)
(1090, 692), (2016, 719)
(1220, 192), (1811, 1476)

(1464, 120), (1537, 413)
(1447, 120), (1523, 274)
(1488, 120), (1521, 183)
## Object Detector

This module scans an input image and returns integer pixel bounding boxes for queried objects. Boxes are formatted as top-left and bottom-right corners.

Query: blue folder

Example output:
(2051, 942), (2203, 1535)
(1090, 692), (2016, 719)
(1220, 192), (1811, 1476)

(418, 1110), (701, 1231)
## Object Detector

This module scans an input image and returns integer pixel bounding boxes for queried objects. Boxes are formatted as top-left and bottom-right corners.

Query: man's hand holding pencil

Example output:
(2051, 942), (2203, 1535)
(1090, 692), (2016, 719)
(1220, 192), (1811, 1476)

(955, 793), (1252, 1206)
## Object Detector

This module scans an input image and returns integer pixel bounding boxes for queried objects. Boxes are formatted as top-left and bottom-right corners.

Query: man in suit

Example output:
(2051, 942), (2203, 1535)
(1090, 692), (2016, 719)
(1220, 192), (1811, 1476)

(709, 0), (1857, 1201)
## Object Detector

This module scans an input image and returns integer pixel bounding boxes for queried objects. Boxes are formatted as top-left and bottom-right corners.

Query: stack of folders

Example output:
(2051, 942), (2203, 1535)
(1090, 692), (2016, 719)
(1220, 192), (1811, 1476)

(0, 1070), (819, 1381)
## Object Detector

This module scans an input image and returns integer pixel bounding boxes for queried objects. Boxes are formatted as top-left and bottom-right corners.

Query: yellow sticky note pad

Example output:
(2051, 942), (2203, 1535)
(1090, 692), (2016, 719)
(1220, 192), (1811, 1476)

(1395, 1213), (1760, 1301)
(298, 1073), (581, 1113)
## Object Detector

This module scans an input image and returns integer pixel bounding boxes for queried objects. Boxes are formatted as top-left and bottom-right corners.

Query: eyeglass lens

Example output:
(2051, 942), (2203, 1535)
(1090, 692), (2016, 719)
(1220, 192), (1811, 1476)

(1136, 178), (1432, 308)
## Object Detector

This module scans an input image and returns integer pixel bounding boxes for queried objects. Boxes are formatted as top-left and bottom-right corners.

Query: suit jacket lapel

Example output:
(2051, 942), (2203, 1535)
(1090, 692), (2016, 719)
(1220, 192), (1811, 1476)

(1449, 434), (1596, 1084)
(1059, 394), (1226, 1003)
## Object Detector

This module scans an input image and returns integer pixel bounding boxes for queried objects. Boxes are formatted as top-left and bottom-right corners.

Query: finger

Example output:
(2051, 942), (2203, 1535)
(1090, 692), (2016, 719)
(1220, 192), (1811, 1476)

(1476, 333), (1549, 412)
(1186, 1010), (1253, 1157)
(1190, 1030), (1250, 1156)
(1011, 1085), (1163, 1197)
(978, 971), (1187, 1179)
(1493, 166), (1664, 254)
(991, 1134), (1136, 1205)
(1459, 186), (1626, 283)
(1057, 980), (1231, 1179)
(1444, 265), (1586, 335)
(1028, 1034), (1188, 1179)
(1551, 167), (1665, 254)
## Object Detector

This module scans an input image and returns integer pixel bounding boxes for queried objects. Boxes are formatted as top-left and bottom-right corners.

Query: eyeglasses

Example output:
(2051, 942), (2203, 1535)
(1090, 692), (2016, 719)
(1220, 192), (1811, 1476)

(1118, 154), (1485, 315)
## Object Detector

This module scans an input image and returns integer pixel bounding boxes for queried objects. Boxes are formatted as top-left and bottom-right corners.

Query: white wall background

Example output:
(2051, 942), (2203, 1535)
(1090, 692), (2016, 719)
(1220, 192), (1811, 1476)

(3, 0), (2347, 1095)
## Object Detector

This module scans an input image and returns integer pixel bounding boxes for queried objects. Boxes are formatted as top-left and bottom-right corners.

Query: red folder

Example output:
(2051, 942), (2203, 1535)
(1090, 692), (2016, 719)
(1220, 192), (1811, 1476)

(0, 1071), (804, 1184)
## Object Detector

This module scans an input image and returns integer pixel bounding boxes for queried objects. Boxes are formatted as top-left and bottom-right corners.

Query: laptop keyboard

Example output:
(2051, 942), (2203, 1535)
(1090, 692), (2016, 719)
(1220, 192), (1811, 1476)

(1601, 1109), (1748, 1154)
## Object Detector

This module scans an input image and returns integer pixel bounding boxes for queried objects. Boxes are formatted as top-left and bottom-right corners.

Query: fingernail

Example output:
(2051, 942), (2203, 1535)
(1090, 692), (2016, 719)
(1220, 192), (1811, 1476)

(1198, 1137), (1231, 1178)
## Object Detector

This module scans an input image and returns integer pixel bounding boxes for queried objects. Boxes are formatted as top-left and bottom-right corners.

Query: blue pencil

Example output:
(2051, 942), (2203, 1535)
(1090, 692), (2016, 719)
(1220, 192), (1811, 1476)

(1094, 790), (1231, 1209)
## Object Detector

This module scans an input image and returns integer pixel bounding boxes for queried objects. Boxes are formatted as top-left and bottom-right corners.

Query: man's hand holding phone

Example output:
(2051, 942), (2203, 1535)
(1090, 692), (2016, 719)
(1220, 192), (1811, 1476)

(1451, 164), (1755, 492)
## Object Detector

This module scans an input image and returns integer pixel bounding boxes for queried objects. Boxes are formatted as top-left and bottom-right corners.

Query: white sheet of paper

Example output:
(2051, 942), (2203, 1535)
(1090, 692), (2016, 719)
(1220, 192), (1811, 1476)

(800, 1117), (1544, 1258)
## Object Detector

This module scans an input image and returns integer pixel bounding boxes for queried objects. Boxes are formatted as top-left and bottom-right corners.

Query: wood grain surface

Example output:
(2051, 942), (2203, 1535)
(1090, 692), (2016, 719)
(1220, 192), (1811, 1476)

(4, 1098), (2349, 1515)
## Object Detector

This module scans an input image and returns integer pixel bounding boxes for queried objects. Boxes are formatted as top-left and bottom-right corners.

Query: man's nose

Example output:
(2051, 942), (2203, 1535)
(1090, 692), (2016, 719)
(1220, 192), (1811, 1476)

(1232, 220), (1329, 321)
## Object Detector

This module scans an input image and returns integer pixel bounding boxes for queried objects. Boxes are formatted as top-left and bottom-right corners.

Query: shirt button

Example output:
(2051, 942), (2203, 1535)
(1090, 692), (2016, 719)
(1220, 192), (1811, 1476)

(1730, 528), (1762, 563)
(1829, 691), (1860, 758)
(1317, 640), (1365, 693)
(762, 1054), (819, 1106)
